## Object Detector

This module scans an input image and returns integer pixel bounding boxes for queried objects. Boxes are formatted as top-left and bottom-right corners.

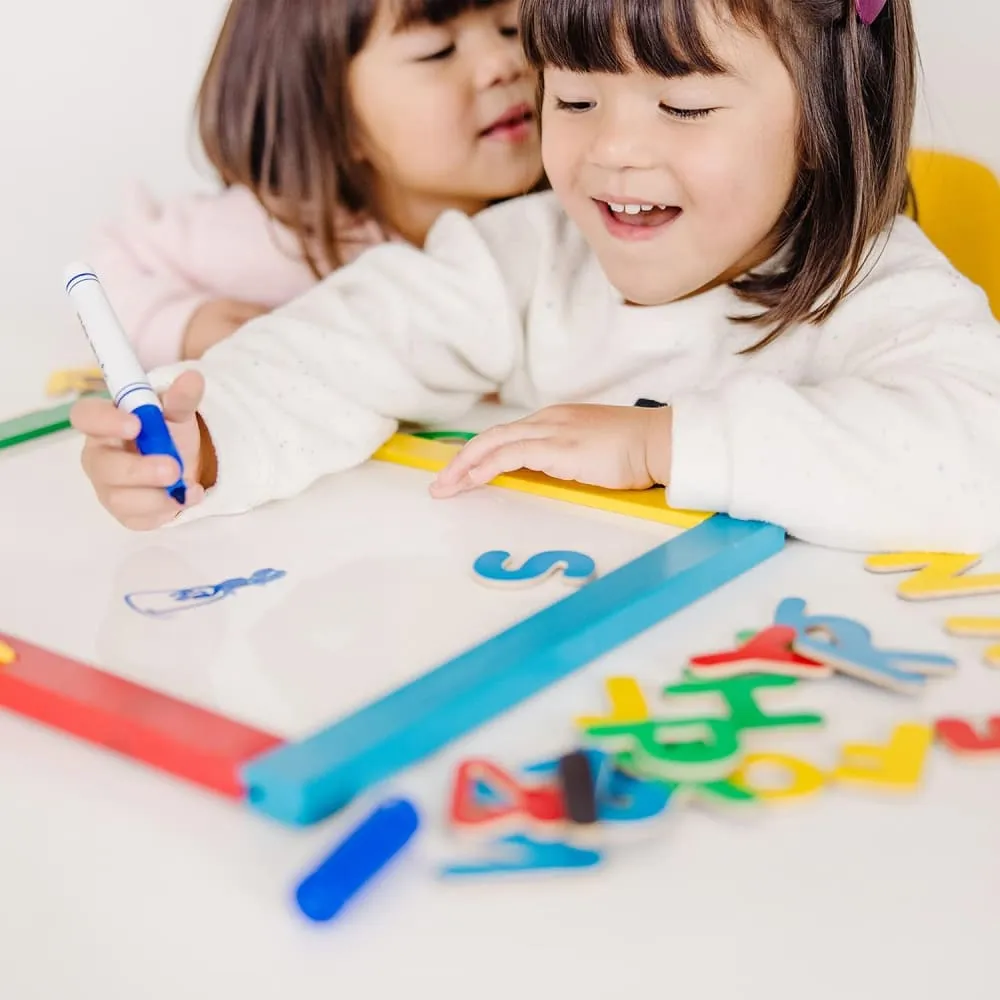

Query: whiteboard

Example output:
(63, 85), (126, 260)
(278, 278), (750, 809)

(3, 402), (1000, 782)
(0, 425), (683, 741)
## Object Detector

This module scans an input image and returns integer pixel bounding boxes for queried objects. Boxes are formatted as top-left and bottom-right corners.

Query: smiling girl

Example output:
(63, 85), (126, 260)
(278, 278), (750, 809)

(82, 0), (543, 365)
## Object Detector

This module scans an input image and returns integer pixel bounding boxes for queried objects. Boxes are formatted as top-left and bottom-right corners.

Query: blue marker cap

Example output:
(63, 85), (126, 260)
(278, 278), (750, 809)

(132, 403), (186, 505)
(294, 797), (420, 923)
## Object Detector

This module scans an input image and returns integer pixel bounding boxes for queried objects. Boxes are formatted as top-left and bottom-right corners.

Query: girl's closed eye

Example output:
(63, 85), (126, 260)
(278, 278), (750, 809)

(416, 41), (456, 62)
(659, 104), (716, 121)
(554, 98), (596, 113)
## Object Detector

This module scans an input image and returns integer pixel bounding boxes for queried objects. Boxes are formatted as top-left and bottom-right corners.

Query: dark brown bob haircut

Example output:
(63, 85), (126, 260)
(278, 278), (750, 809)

(197, 0), (516, 276)
(520, 0), (917, 349)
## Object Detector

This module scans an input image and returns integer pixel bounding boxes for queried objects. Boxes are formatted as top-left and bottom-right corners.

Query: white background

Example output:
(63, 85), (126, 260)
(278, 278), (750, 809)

(0, 0), (997, 360)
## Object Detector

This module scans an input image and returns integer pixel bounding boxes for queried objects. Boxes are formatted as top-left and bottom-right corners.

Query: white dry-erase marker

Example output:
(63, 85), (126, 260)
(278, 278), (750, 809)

(64, 263), (187, 505)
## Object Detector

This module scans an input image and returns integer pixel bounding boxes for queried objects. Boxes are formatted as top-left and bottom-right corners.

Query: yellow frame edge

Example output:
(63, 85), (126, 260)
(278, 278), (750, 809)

(373, 433), (713, 531)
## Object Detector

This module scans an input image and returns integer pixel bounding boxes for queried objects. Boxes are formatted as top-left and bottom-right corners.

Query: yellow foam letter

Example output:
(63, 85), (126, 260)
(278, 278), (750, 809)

(833, 723), (933, 791)
(730, 752), (826, 803)
(865, 552), (1000, 601)
(945, 616), (1000, 668)
(575, 677), (649, 729)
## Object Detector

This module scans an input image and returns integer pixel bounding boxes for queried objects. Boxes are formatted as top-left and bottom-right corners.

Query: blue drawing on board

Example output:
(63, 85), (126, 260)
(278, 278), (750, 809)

(125, 568), (287, 618)
(473, 550), (597, 586)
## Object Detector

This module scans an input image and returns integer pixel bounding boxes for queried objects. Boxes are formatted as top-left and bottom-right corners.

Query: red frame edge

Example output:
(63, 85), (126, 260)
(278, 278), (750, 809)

(0, 631), (285, 798)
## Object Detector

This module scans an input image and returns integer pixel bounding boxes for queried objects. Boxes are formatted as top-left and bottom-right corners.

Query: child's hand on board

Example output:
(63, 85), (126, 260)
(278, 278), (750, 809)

(429, 404), (673, 498)
(182, 299), (269, 360)
(71, 370), (212, 530)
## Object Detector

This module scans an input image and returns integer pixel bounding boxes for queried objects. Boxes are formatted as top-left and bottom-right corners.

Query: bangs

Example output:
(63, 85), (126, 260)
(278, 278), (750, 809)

(521, 0), (768, 77)
(392, 0), (507, 29)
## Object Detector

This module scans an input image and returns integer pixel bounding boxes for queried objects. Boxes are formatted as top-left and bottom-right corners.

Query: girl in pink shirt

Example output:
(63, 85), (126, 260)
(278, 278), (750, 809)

(86, 0), (543, 367)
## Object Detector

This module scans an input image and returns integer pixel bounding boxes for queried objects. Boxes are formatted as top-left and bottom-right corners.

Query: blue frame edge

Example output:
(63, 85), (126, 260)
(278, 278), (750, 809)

(240, 514), (785, 826)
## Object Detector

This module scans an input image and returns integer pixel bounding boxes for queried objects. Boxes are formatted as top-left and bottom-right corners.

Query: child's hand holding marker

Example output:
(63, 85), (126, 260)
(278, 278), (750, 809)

(71, 371), (209, 529)
(64, 264), (214, 530)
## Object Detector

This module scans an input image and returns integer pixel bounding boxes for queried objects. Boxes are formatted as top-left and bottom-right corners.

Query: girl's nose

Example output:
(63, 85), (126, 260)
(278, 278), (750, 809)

(473, 30), (527, 89)
(587, 111), (659, 172)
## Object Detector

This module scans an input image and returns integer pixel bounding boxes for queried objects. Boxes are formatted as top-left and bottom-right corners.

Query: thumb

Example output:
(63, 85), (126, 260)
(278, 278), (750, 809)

(161, 370), (205, 424)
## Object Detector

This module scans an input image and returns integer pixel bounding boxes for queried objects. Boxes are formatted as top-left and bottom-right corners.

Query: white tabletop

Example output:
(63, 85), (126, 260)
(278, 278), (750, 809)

(1, 369), (998, 1000)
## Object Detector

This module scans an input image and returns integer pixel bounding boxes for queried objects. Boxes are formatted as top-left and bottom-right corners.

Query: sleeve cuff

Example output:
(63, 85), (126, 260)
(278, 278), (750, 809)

(148, 357), (400, 526)
(148, 359), (269, 523)
(665, 393), (734, 515)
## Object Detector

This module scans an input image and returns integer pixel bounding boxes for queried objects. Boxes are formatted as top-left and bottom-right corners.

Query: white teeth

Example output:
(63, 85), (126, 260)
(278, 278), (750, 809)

(657, 204), (667, 210)
(606, 201), (664, 215)
(607, 201), (667, 215)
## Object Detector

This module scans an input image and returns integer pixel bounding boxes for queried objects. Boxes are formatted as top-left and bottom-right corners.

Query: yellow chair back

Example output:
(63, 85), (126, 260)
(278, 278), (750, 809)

(908, 149), (1000, 318)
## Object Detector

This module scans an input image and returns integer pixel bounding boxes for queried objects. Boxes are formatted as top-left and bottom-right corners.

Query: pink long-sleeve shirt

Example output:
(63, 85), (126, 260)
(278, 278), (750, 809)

(84, 183), (389, 368)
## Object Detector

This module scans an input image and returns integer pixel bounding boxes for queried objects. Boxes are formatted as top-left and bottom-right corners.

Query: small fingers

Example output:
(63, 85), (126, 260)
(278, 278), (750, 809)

(82, 440), (182, 491)
(431, 435), (566, 498)
(70, 399), (140, 441)
(102, 483), (206, 531)
(431, 421), (553, 496)
(161, 370), (205, 423)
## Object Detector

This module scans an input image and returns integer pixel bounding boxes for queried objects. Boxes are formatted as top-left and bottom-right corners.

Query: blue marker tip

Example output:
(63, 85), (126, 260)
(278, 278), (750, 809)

(294, 798), (420, 923)
(133, 403), (186, 506)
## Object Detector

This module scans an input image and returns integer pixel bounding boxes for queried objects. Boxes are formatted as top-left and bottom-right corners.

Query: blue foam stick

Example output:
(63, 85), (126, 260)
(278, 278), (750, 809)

(242, 515), (785, 826)
(294, 798), (420, 923)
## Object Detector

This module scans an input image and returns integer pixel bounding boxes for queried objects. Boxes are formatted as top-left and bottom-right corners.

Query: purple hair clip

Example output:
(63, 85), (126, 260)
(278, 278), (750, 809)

(856, 0), (889, 25)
